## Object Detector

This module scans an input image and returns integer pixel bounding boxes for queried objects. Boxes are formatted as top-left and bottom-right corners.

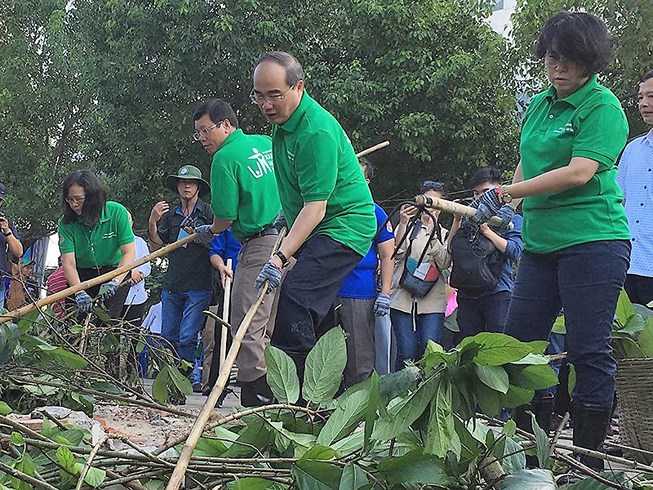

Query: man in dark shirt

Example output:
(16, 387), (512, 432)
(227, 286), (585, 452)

(148, 165), (215, 385)
(0, 183), (23, 309)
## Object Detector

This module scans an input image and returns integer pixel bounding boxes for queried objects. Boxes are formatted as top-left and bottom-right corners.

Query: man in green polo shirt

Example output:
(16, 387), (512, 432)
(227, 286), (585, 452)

(192, 99), (281, 406)
(252, 51), (376, 380)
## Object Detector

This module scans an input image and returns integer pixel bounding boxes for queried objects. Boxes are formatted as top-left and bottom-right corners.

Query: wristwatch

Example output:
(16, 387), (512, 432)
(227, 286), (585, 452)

(498, 185), (513, 204)
(274, 250), (289, 268)
(2, 230), (11, 237)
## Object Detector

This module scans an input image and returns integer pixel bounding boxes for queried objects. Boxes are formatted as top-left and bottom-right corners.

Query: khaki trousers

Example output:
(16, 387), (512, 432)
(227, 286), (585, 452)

(202, 304), (219, 390)
(230, 234), (279, 382)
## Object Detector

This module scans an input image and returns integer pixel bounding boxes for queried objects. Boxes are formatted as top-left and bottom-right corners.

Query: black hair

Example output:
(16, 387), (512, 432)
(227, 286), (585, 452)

(61, 170), (107, 226)
(536, 11), (612, 76)
(192, 99), (238, 128)
(641, 70), (653, 84)
(254, 51), (304, 86)
(420, 180), (445, 195)
(469, 168), (502, 188)
(359, 158), (376, 180)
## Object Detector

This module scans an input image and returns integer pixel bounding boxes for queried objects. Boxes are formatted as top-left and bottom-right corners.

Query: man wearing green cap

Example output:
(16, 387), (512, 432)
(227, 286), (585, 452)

(148, 165), (215, 390)
(192, 99), (281, 406)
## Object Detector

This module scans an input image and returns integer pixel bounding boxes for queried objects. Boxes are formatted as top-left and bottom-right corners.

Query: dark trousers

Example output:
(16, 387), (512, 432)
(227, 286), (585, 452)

(455, 290), (511, 344)
(504, 240), (630, 407)
(271, 235), (362, 373)
(624, 274), (653, 306)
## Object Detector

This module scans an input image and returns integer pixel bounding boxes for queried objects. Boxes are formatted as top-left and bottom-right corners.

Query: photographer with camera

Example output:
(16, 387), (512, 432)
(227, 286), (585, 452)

(0, 183), (23, 309)
(148, 165), (216, 393)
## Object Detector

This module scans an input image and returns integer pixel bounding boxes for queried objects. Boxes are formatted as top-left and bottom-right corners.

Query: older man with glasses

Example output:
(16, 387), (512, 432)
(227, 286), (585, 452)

(251, 51), (376, 384)
(191, 99), (281, 407)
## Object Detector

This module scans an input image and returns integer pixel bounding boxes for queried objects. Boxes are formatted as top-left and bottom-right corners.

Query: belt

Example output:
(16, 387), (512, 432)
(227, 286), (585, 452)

(242, 225), (278, 243)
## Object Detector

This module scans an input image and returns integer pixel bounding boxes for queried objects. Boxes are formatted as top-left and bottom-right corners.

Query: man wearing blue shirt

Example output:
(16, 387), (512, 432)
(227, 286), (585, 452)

(617, 70), (653, 306)
(336, 160), (395, 387)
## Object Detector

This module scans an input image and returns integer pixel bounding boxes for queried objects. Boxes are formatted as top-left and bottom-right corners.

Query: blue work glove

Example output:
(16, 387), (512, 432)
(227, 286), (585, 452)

(373, 293), (391, 317)
(469, 188), (503, 225)
(99, 279), (120, 300)
(255, 261), (282, 293)
(274, 209), (287, 231)
(493, 204), (515, 236)
(193, 224), (215, 246)
(75, 290), (93, 314)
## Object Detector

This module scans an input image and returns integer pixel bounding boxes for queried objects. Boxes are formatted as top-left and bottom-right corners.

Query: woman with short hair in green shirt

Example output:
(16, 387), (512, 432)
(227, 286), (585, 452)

(58, 170), (135, 317)
(472, 12), (630, 471)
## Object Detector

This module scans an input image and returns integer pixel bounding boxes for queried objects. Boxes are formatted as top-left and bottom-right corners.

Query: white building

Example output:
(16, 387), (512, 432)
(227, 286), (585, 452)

(488, 0), (517, 38)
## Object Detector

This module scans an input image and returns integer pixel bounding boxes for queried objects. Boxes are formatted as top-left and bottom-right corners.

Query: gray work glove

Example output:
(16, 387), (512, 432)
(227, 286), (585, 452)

(373, 293), (391, 317)
(493, 204), (515, 236)
(75, 290), (93, 314)
(255, 261), (282, 293)
(99, 279), (120, 301)
(469, 188), (502, 225)
(193, 224), (215, 246)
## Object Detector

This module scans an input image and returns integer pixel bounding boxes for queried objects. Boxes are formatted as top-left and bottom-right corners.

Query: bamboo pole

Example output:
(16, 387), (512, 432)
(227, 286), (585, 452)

(219, 258), (233, 368)
(0, 234), (197, 325)
(355, 140), (390, 158)
(414, 194), (477, 218)
(165, 230), (285, 490)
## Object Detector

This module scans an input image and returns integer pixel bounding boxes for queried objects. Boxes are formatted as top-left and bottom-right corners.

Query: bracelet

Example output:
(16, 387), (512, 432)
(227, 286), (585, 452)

(2, 231), (11, 237)
(274, 250), (289, 268)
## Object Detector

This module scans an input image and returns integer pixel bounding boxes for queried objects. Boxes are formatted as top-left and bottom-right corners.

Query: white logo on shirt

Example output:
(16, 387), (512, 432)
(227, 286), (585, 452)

(247, 148), (274, 179)
(553, 122), (574, 135)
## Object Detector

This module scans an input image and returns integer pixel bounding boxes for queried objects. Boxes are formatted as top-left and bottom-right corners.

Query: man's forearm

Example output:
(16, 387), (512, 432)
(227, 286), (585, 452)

(210, 217), (233, 234)
(277, 201), (327, 259)
(6, 234), (22, 257)
(148, 222), (163, 251)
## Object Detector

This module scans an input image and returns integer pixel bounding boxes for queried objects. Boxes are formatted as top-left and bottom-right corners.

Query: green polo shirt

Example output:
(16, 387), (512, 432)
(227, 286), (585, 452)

(519, 75), (630, 253)
(210, 129), (281, 241)
(58, 201), (134, 268)
(271, 92), (375, 256)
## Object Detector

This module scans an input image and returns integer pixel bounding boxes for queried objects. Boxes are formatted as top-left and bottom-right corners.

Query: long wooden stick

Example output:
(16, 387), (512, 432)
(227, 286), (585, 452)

(0, 234), (197, 325)
(355, 140), (390, 158)
(219, 258), (233, 368)
(414, 194), (477, 218)
(165, 230), (286, 490)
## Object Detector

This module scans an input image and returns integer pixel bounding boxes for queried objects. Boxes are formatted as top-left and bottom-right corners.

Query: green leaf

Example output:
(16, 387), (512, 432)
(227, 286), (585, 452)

(474, 364), (510, 394)
(84, 466), (106, 487)
(424, 379), (456, 458)
(331, 431), (365, 456)
(502, 419), (517, 437)
(264, 345), (300, 403)
(300, 445), (337, 461)
(56, 445), (77, 472)
(639, 317), (653, 357)
(562, 470), (633, 489)
(621, 313), (645, 335)
(49, 348), (88, 369)
(292, 460), (342, 490)
(613, 336), (646, 358)
(372, 374), (439, 441)
(0, 401), (12, 415)
(377, 449), (451, 487)
(531, 412), (550, 468)
(303, 327), (347, 404)
(500, 436), (526, 474)
(421, 340), (460, 369)
(168, 365), (193, 395)
(222, 418), (272, 458)
(151, 366), (169, 404)
(502, 384), (535, 409)
(500, 468), (556, 489)
(10, 432), (25, 446)
(506, 364), (558, 390)
(378, 365), (420, 401)
(363, 371), (379, 452)
(338, 463), (369, 490)
(194, 437), (228, 457)
(458, 333), (534, 366)
(227, 478), (276, 490)
(568, 364), (577, 397)
(473, 381), (502, 417)
(317, 375), (372, 446)
(615, 289), (635, 325)
(510, 353), (550, 365)
(551, 315), (566, 335)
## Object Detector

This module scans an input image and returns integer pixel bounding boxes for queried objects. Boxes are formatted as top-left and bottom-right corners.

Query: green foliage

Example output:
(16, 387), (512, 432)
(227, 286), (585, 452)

(611, 290), (653, 359)
(265, 345), (300, 404)
(303, 327), (347, 405)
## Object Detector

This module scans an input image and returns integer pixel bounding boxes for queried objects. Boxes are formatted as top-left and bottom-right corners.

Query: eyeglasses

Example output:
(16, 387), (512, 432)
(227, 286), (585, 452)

(66, 195), (86, 205)
(544, 52), (570, 68)
(191, 121), (223, 142)
(249, 85), (295, 105)
(420, 180), (445, 193)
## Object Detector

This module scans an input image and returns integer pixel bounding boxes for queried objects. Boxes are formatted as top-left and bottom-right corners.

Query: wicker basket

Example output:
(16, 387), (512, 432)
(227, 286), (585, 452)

(614, 358), (653, 463)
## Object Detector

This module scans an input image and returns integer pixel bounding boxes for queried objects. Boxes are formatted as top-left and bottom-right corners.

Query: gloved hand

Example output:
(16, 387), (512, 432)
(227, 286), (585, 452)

(373, 293), (391, 317)
(493, 204), (515, 235)
(75, 290), (93, 314)
(193, 224), (215, 246)
(274, 209), (287, 231)
(99, 279), (120, 300)
(469, 188), (502, 225)
(255, 261), (282, 293)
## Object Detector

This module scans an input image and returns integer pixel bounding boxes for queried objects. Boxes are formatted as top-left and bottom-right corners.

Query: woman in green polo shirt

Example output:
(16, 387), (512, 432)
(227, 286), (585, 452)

(58, 170), (135, 317)
(472, 12), (630, 471)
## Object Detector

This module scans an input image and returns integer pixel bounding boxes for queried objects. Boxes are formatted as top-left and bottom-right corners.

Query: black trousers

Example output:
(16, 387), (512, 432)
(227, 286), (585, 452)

(624, 273), (653, 306)
(271, 235), (362, 371)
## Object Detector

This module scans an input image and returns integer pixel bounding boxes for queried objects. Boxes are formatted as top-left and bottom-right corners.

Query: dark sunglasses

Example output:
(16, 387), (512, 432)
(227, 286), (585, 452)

(420, 180), (445, 193)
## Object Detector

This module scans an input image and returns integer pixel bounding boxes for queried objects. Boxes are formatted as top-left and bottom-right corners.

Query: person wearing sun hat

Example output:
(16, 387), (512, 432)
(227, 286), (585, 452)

(148, 164), (216, 393)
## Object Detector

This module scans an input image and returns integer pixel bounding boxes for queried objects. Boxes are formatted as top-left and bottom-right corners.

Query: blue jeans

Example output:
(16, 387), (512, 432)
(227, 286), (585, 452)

(161, 289), (212, 364)
(391, 308), (444, 371)
(504, 240), (630, 408)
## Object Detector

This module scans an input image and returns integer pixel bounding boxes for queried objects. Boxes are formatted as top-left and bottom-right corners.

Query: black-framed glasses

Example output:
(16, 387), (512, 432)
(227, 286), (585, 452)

(420, 180), (445, 193)
(191, 121), (223, 142)
(249, 84), (295, 105)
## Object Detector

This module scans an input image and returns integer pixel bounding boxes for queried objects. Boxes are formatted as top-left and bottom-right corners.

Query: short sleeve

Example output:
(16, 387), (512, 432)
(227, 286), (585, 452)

(114, 204), (135, 246)
(57, 220), (75, 255)
(210, 233), (227, 258)
(572, 103), (628, 170)
(374, 205), (394, 244)
(294, 130), (338, 202)
(211, 158), (240, 220)
(616, 145), (630, 198)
